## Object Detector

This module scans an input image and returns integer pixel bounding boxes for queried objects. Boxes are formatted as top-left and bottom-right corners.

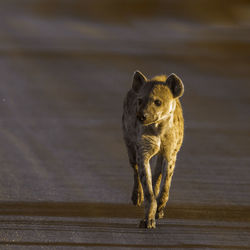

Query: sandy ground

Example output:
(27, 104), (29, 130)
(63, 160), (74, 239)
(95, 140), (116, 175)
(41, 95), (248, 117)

(0, 1), (250, 249)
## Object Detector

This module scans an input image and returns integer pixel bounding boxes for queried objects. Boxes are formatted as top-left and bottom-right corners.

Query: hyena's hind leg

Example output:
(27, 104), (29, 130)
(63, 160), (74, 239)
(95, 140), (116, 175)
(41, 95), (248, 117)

(126, 146), (144, 206)
(156, 154), (177, 219)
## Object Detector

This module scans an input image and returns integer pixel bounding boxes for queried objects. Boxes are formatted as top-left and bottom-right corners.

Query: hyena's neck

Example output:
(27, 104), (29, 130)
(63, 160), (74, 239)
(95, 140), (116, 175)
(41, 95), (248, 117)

(140, 119), (169, 137)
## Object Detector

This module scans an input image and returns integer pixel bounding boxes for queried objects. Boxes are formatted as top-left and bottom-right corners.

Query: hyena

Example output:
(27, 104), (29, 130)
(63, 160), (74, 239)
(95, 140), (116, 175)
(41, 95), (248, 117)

(122, 71), (184, 228)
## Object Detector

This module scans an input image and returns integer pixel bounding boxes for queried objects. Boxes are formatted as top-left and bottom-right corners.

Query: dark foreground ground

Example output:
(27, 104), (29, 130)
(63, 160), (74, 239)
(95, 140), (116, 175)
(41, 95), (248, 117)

(0, 1), (250, 249)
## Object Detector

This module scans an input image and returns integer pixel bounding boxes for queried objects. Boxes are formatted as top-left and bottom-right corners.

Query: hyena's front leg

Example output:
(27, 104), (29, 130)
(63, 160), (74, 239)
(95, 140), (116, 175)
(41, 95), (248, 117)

(137, 143), (159, 228)
(131, 164), (144, 207)
(126, 146), (144, 206)
(152, 154), (165, 198)
(156, 155), (176, 219)
(138, 157), (157, 228)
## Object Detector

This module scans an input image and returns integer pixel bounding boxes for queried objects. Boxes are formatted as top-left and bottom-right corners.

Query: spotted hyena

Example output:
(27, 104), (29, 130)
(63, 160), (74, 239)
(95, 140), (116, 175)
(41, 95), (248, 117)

(122, 71), (184, 228)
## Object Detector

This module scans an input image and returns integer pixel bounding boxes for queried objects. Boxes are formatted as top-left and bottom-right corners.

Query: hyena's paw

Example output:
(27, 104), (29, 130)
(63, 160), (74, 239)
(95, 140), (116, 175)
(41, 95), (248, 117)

(155, 209), (164, 219)
(131, 189), (144, 207)
(139, 219), (156, 229)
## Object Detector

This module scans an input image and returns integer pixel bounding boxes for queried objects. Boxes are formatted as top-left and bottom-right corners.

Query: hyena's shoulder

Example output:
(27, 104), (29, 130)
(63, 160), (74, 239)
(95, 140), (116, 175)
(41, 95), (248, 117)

(174, 99), (184, 126)
(173, 99), (184, 144)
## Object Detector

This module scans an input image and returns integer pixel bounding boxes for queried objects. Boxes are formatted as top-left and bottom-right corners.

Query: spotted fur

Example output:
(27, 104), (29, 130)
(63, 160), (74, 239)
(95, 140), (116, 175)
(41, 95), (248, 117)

(122, 71), (184, 228)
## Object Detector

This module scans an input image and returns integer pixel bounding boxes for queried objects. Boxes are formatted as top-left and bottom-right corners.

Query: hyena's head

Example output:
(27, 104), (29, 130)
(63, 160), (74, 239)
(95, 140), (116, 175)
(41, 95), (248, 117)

(132, 70), (184, 126)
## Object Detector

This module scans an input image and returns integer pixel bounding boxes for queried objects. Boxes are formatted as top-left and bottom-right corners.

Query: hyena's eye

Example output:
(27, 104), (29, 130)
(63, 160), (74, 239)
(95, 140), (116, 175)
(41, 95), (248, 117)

(154, 99), (162, 106)
(138, 98), (142, 105)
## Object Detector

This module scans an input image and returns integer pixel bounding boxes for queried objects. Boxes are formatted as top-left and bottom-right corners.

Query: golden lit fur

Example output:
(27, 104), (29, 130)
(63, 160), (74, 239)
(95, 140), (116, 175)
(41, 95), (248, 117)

(122, 71), (184, 228)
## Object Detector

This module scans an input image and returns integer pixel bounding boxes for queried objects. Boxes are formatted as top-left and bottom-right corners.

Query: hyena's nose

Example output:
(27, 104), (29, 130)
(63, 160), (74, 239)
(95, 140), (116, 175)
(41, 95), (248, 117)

(137, 114), (146, 122)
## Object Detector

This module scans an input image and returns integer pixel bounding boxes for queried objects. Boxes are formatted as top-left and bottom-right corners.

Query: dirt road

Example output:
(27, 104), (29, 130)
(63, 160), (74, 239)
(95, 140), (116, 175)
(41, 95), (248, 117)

(0, 1), (250, 249)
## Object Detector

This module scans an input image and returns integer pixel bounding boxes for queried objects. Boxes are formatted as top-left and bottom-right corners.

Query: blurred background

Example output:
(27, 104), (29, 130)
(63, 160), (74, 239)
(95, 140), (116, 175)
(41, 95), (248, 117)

(0, 0), (250, 248)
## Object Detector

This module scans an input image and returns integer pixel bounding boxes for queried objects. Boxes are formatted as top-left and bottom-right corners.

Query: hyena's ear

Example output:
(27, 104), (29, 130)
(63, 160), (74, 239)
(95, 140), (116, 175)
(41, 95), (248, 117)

(132, 70), (147, 93)
(166, 73), (184, 98)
